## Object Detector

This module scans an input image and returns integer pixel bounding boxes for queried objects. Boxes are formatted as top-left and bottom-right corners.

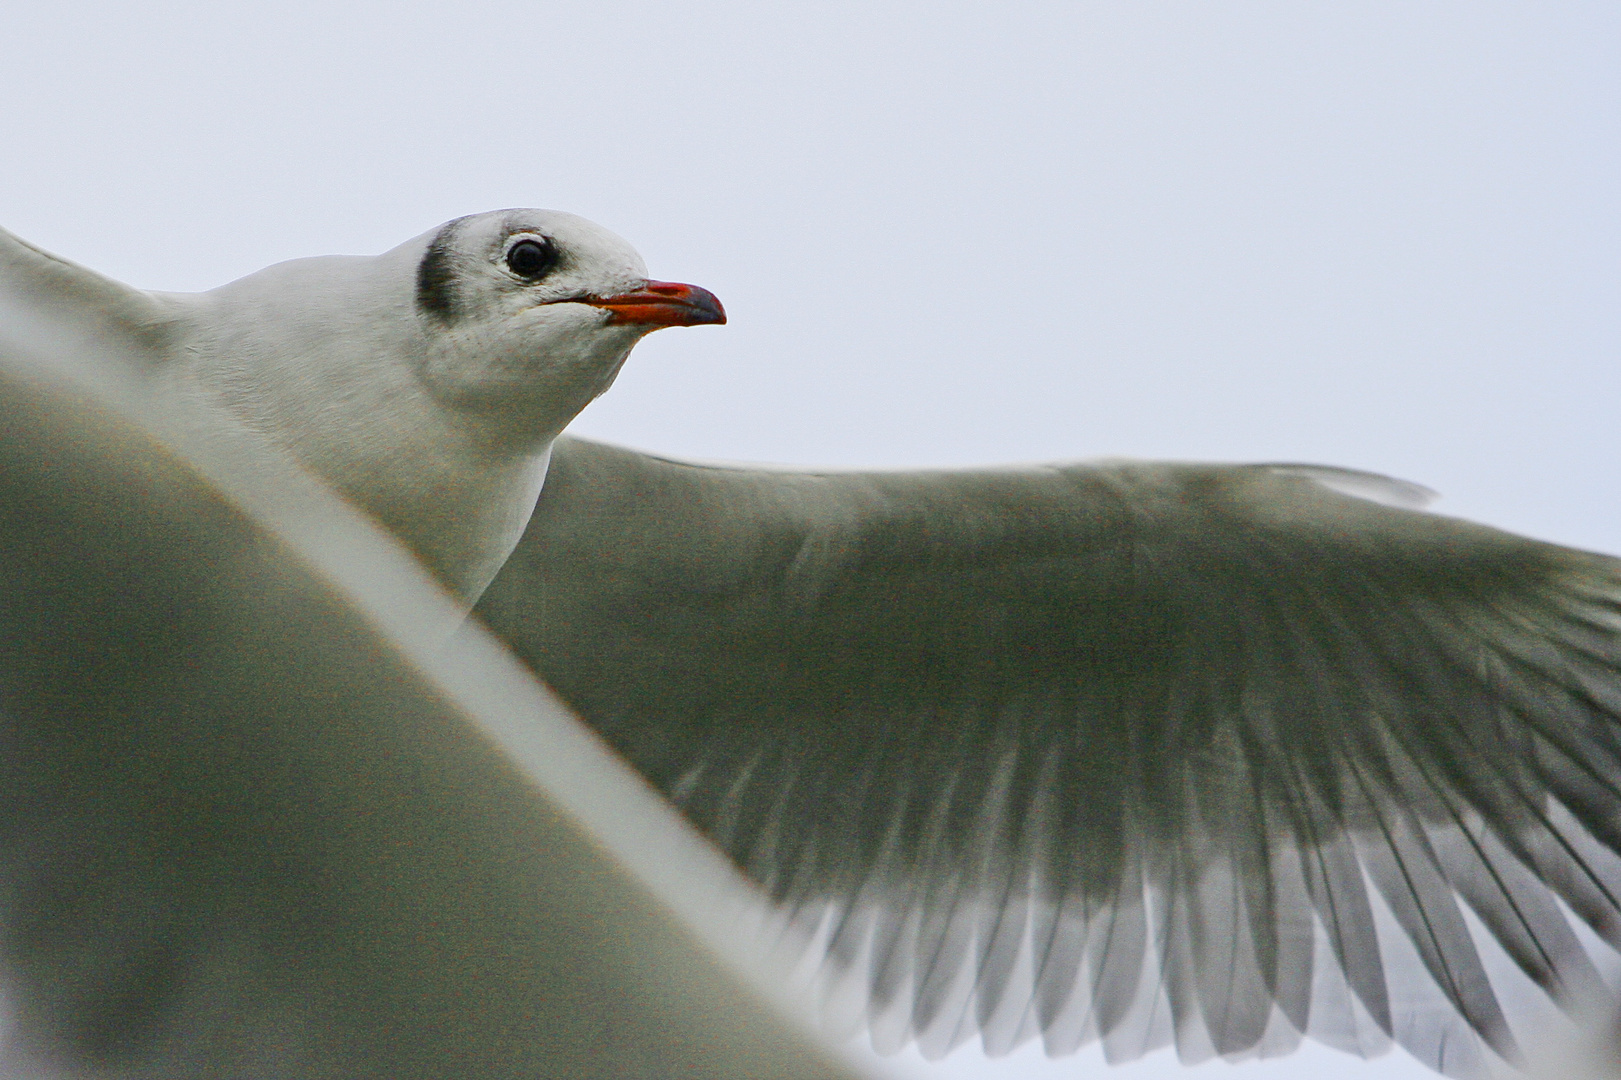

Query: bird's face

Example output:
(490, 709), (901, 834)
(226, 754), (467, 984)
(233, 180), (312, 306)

(405, 209), (724, 439)
(169, 208), (724, 596)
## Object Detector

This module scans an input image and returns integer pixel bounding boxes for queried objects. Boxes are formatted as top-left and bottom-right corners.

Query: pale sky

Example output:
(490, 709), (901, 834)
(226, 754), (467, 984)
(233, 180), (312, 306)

(4, 3), (1618, 1078)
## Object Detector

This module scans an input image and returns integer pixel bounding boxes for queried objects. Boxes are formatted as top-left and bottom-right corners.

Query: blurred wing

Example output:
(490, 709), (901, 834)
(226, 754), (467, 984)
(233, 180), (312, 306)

(0, 305), (860, 1080)
(478, 436), (1621, 1077)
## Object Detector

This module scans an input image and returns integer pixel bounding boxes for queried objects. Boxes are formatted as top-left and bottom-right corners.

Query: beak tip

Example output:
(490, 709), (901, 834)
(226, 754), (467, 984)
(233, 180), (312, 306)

(697, 293), (727, 327)
(591, 280), (728, 329)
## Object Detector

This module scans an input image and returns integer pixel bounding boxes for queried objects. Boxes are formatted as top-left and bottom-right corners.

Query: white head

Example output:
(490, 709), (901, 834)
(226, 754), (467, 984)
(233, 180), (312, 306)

(160, 208), (725, 598)
(406, 209), (724, 440)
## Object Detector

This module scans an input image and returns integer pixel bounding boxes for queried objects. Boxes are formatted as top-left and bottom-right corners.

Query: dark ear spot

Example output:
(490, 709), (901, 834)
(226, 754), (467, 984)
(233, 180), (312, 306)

(415, 219), (465, 323)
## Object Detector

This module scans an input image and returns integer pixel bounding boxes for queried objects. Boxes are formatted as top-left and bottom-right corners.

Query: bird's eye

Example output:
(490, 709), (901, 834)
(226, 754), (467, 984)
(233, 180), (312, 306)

(505, 238), (556, 280)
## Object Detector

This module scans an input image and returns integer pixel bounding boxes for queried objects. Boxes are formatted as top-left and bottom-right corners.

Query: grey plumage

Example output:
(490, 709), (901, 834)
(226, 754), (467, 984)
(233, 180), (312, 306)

(477, 437), (1621, 1075)
(0, 357), (859, 1080)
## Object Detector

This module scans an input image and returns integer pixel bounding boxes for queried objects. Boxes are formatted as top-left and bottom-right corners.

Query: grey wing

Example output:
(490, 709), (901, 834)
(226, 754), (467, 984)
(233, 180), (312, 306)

(0, 300), (861, 1080)
(477, 436), (1621, 1077)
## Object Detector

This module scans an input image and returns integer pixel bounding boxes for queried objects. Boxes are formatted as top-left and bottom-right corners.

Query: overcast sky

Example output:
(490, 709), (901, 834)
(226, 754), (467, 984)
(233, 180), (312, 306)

(5, 3), (1618, 1078)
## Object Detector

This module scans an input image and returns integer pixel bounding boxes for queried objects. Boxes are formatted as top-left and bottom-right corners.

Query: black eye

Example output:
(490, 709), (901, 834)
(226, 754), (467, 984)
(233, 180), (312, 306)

(505, 238), (556, 280)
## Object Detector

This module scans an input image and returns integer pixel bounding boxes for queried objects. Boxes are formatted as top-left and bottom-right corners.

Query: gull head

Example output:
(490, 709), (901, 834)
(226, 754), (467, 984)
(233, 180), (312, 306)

(409, 209), (724, 438)
(160, 208), (724, 599)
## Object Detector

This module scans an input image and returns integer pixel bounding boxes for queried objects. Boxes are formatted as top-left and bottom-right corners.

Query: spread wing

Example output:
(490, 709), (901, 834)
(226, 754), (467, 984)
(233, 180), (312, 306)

(477, 436), (1621, 1077)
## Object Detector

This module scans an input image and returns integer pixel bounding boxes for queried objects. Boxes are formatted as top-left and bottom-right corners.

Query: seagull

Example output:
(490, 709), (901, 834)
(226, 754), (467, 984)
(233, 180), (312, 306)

(4, 210), (1621, 1078)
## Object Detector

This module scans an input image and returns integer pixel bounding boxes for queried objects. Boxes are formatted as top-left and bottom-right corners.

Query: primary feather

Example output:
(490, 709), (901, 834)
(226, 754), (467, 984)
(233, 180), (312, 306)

(477, 437), (1621, 1076)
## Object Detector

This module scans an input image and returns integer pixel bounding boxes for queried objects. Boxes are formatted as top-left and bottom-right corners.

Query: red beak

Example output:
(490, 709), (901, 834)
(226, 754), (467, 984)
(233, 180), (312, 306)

(583, 281), (726, 328)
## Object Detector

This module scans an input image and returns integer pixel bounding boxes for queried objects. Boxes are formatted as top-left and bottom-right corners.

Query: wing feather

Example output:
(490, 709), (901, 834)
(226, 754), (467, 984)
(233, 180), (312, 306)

(478, 437), (1621, 1075)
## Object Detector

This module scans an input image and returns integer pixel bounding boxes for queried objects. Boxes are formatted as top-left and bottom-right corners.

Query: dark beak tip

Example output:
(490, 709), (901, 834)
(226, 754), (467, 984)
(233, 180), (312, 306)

(587, 280), (728, 329)
(696, 290), (727, 326)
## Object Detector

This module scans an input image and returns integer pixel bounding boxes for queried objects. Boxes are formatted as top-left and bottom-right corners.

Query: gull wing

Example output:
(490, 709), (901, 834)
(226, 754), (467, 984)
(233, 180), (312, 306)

(0, 301), (863, 1080)
(479, 435), (1621, 1077)
(0, 226), (179, 353)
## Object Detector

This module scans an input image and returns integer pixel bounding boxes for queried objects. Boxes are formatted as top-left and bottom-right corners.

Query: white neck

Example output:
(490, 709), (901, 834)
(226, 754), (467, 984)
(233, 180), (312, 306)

(154, 253), (561, 602)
